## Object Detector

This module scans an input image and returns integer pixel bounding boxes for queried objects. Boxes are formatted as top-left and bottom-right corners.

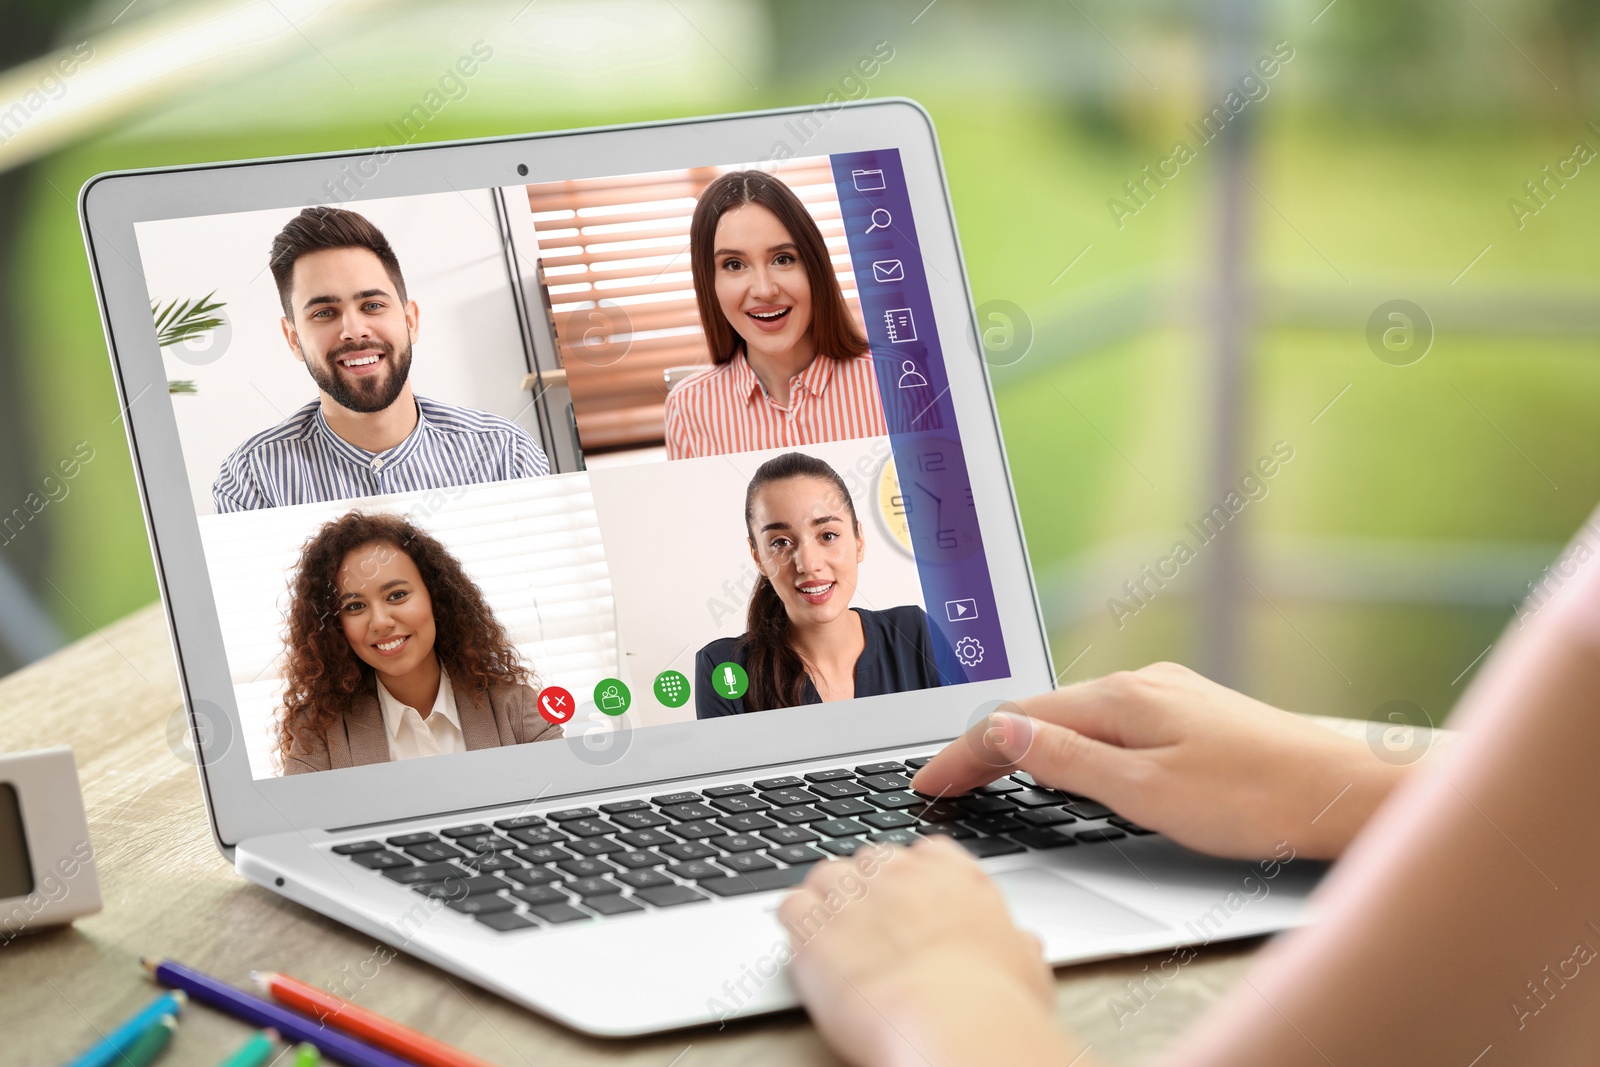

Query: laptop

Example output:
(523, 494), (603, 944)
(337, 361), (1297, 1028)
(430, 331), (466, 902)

(79, 99), (1321, 1037)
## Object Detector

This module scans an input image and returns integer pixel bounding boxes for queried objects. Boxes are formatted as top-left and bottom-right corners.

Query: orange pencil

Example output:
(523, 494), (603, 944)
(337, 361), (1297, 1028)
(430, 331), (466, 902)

(251, 971), (497, 1067)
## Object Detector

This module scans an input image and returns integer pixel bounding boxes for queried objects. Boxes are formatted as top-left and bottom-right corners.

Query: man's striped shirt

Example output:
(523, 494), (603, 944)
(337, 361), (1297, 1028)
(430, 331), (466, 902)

(662, 351), (888, 460)
(212, 396), (549, 512)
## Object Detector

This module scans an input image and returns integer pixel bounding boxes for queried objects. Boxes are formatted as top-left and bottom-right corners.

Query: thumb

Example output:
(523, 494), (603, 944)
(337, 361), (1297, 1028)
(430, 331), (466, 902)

(995, 711), (1135, 807)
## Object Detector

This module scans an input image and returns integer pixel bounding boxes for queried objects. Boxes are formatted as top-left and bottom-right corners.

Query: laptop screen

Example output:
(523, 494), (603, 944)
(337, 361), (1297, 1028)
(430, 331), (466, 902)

(131, 148), (1012, 780)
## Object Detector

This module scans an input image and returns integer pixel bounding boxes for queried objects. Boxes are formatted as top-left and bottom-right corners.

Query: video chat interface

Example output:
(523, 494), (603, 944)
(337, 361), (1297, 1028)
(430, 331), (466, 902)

(135, 146), (1012, 780)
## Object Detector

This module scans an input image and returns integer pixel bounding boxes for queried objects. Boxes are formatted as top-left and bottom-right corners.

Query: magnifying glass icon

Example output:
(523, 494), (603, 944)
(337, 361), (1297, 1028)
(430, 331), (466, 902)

(864, 208), (892, 234)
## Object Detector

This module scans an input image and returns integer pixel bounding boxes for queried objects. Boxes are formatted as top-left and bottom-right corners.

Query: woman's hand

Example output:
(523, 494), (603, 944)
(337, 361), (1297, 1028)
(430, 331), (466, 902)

(911, 662), (1410, 860)
(780, 837), (1082, 1067)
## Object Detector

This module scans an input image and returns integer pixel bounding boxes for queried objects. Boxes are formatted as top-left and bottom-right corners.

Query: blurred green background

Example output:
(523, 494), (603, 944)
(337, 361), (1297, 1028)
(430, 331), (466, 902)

(1, 0), (1597, 731)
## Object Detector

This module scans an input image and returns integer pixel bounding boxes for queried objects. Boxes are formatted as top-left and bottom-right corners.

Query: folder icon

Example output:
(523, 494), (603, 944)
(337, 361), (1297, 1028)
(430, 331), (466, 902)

(871, 259), (904, 283)
(852, 168), (886, 192)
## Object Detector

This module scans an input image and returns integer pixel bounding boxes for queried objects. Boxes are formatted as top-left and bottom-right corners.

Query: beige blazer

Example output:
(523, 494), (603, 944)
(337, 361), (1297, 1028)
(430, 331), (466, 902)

(283, 680), (564, 774)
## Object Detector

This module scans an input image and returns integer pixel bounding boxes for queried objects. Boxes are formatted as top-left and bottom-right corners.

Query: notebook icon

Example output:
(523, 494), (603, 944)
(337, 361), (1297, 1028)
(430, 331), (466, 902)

(884, 308), (917, 343)
(852, 168), (886, 192)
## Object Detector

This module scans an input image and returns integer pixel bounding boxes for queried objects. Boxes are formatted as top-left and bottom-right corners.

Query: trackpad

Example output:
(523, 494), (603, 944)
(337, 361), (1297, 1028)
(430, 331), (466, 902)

(994, 867), (1171, 950)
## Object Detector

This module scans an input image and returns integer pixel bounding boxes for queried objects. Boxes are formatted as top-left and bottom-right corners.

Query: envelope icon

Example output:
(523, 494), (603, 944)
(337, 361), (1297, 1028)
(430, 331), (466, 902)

(871, 259), (905, 283)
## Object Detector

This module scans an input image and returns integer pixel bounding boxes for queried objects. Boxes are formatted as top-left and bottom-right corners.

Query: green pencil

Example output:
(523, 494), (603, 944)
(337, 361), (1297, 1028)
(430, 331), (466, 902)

(217, 1028), (279, 1067)
(120, 1015), (178, 1067)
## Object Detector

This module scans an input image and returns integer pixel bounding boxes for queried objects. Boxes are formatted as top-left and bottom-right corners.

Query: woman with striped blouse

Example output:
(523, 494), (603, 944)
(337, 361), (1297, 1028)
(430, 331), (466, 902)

(662, 170), (888, 460)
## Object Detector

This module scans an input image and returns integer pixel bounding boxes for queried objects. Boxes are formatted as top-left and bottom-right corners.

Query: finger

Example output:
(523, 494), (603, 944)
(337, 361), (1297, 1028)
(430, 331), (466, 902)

(911, 709), (1033, 796)
(915, 711), (1139, 804)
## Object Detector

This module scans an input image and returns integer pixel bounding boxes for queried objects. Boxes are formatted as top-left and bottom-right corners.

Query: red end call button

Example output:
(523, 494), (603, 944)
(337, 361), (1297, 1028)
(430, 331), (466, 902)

(537, 685), (576, 725)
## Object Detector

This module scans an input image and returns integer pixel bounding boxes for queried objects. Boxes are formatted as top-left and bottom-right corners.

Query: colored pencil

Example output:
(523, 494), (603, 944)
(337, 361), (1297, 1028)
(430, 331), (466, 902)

(119, 1015), (179, 1067)
(66, 990), (187, 1067)
(255, 971), (497, 1067)
(140, 957), (413, 1067)
(217, 1028), (279, 1067)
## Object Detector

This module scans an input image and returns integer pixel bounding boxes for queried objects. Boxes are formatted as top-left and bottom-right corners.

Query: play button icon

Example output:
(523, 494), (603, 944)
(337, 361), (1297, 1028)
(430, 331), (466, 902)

(944, 598), (979, 622)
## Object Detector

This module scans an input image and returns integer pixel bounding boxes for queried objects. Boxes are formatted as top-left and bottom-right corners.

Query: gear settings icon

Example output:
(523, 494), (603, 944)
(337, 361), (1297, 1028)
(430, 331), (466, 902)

(954, 636), (985, 668)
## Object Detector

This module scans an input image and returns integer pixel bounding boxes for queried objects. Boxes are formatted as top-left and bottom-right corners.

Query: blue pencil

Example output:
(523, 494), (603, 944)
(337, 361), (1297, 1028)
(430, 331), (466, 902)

(140, 957), (414, 1067)
(66, 990), (187, 1067)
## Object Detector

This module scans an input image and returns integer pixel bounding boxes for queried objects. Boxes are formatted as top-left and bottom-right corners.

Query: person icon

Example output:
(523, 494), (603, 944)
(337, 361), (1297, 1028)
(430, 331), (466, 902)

(897, 360), (928, 390)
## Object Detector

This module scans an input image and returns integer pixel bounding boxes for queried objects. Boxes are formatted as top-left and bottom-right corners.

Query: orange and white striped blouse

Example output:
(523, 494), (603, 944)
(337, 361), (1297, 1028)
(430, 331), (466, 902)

(662, 351), (888, 460)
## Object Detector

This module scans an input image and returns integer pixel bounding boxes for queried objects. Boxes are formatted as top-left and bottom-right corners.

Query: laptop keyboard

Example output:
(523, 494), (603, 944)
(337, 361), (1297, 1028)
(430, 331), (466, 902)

(329, 758), (1155, 933)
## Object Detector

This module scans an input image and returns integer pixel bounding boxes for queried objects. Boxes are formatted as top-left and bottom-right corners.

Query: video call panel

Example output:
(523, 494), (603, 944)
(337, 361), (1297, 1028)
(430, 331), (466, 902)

(132, 147), (1009, 780)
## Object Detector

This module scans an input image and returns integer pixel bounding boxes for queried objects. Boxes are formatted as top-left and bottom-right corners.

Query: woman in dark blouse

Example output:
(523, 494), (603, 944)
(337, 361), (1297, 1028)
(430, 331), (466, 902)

(695, 452), (948, 718)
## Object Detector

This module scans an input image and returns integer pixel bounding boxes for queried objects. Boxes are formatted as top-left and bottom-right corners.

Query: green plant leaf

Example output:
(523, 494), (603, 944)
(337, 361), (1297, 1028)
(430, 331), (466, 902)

(151, 290), (227, 350)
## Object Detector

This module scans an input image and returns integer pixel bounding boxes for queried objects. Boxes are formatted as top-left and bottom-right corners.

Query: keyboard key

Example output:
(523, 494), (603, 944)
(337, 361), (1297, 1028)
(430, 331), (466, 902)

(611, 849), (669, 869)
(493, 814), (546, 830)
(979, 779), (1022, 795)
(855, 761), (904, 776)
(867, 791), (922, 810)
(513, 844), (573, 865)
(448, 895), (515, 915)
(716, 812), (778, 833)
(350, 850), (410, 870)
(818, 798), (875, 817)
(475, 910), (538, 931)
(1011, 828), (1076, 850)
(702, 783), (754, 798)
(617, 829), (676, 848)
(661, 841), (719, 861)
(719, 852), (778, 873)
(661, 802), (718, 822)
(758, 788), (816, 807)
(916, 824), (975, 839)
(567, 837), (623, 857)
(608, 809), (670, 830)
(440, 824), (493, 838)
(866, 829), (919, 846)
(555, 858), (617, 878)
(961, 836), (1027, 859)
(1110, 817), (1155, 836)
(666, 860), (725, 882)
(403, 841), (466, 863)
(1010, 789), (1068, 809)
(814, 818), (870, 837)
(633, 885), (710, 908)
(452, 834), (516, 854)
(528, 903), (590, 923)
(616, 868), (674, 889)
(818, 838), (868, 856)
(1066, 800), (1117, 820)
(386, 832), (438, 847)
(861, 811), (917, 831)
(958, 796), (1017, 816)
(651, 791), (702, 806)
(562, 819), (614, 838)
(1011, 771), (1043, 788)
(1075, 828), (1128, 844)
(770, 805), (827, 825)
(802, 768), (854, 782)
(808, 779), (869, 799)
(904, 755), (935, 770)
(709, 795), (771, 814)
(508, 826), (568, 847)
(668, 820), (723, 840)
(584, 895), (645, 916)
(599, 799), (648, 814)
(1017, 808), (1078, 827)
(909, 801), (963, 823)
(381, 862), (459, 885)
(963, 814), (1027, 835)
(761, 825), (819, 845)
(859, 773), (912, 792)
(566, 876), (622, 897)
(698, 865), (810, 897)
(504, 866), (560, 886)
(332, 840), (384, 855)
(754, 776), (804, 790)
(414, 875), (509, 899)
(709, 833), (765, 853)
(548, 808), (599, 821)
(768, 845), (825, 865)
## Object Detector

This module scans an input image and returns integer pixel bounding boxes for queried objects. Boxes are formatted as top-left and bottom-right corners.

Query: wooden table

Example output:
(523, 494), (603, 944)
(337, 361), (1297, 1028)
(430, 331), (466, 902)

(6, 604), (1282, 1066)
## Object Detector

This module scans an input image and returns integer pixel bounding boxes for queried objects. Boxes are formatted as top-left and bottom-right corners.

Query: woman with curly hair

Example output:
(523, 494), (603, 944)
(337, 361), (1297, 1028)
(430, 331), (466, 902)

(275, 511), (561, 774)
